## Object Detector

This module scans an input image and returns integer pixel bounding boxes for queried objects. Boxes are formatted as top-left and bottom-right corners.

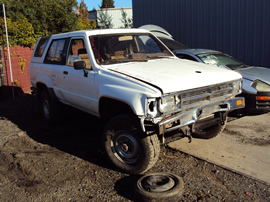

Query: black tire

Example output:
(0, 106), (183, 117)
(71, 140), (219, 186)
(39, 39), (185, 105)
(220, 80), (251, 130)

(192, 115), (227, 139)
(39, 90), (61, 123)
(134, 172), (184, 202)
(102, 114), (160, 174)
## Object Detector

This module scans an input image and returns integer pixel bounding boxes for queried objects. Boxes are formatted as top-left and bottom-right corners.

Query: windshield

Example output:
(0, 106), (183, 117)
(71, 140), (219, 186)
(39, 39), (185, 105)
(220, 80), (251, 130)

(197, 53), (247, 70)
(89, 33), (173, 65)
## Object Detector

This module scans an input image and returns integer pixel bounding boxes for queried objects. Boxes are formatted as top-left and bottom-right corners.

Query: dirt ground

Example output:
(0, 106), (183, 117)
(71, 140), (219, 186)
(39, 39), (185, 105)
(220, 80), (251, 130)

(0, 94), (270, 201)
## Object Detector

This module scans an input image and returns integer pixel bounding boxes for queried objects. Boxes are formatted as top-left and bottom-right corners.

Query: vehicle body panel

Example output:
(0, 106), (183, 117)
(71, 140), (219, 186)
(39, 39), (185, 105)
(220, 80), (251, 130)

(107, 58), (242, 94)
(174, 49), (270, 112)
(29, 28), (245, 134)
(140, 24), (269, 113)
(237, 66), (270, 85)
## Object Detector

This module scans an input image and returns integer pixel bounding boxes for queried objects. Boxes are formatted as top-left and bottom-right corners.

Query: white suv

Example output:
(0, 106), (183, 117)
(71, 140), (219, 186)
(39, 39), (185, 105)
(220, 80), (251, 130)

(29, 29), (244, 174)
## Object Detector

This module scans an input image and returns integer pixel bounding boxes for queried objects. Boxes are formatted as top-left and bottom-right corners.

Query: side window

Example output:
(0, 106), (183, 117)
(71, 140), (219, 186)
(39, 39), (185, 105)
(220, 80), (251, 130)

(34, 36), (51, 57)
(44, 39), (67, 65)
(68, 39), (92, 70)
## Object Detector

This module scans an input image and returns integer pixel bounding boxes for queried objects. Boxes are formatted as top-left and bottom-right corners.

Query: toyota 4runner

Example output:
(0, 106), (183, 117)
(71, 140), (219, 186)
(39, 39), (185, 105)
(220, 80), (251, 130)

(29, 29), (244, 174)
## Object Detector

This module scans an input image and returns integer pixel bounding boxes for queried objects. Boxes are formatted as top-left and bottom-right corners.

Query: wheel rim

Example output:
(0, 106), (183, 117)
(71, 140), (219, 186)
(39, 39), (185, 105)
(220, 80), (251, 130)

(141, 174), (175, 192)
(111, 132), (139, 164)
(135, 173), (184, 200)
(43, 99), (50, 119)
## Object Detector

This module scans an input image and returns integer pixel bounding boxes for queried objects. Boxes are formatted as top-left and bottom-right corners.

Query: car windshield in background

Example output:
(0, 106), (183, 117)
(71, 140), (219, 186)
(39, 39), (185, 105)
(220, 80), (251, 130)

(89, 34), (173, 65)
(197, 53), (247, 70)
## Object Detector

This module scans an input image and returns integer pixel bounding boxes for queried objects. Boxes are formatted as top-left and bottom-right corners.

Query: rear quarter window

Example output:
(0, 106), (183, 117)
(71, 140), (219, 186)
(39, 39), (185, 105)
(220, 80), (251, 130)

(34, 36), (51, 57)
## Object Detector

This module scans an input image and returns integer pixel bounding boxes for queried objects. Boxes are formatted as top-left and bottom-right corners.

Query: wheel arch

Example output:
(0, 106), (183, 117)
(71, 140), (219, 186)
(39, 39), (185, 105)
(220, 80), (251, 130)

(36, 82), (59, 102)
(99, 97), (135, 121)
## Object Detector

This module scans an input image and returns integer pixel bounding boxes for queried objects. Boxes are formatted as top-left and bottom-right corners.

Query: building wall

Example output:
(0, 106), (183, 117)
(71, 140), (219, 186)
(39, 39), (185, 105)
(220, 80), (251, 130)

(133, 0), (270, 68)
(89, 7), (133, 28)
(1, 46), (33, 93)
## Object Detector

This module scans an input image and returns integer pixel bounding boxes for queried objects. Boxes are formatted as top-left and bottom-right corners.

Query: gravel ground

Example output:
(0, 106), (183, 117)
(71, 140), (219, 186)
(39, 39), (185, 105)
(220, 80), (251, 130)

(0, 94), (270, 201)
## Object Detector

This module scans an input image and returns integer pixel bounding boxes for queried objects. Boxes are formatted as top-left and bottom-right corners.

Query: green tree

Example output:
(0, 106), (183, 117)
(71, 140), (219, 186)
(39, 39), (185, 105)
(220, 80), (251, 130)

(77, 18), (96, 30)
(0, 16), (37, 47)
(79, 0), (89, 22)
(101, 0), (115, 8)
(120, 8), (133, 28)
(97, 9), (113, 29)
(0, 0), (99, 46)
(0, 0), (78, 36)
(77, 0), (97, 30)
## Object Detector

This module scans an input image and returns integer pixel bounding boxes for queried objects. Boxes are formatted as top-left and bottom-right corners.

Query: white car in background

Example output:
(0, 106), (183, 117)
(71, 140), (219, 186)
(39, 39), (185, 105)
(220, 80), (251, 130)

(141, 24), (270, 114)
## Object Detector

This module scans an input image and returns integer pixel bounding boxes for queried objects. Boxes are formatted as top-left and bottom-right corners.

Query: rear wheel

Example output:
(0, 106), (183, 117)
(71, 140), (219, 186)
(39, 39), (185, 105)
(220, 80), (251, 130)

(102, 114), (160, 174)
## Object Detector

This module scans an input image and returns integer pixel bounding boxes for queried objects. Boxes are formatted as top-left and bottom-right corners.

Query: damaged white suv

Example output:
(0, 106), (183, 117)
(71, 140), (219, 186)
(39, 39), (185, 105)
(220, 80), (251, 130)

(29, 29), (244, 174)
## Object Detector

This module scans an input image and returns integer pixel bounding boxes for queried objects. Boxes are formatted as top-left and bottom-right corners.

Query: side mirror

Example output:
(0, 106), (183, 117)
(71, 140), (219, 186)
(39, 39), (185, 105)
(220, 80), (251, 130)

(74, 60), (86, 70)
(74, 61), (88, 77)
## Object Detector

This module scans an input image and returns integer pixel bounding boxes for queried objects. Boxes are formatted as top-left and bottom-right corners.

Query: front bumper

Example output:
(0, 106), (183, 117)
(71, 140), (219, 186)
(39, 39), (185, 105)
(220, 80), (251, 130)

(241, 92), (270, 114)
(158, 97), (245, 134)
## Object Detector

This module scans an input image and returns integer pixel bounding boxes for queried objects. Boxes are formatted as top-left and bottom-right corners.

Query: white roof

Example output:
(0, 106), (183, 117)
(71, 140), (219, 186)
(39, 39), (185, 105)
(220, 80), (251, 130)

(50, 28), (150, 39)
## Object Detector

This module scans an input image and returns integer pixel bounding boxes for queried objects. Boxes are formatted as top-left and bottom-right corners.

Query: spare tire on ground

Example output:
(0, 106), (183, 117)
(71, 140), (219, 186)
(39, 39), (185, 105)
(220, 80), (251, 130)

(134, 172), (184, 202)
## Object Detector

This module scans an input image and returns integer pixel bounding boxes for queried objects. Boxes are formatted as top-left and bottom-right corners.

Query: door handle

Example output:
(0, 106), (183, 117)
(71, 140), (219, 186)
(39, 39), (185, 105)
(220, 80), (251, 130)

(63, 71), (68, 75)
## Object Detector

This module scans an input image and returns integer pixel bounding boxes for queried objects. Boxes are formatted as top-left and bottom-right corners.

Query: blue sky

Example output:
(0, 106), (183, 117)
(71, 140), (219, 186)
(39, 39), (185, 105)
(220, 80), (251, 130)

(82, 0), (132, 10)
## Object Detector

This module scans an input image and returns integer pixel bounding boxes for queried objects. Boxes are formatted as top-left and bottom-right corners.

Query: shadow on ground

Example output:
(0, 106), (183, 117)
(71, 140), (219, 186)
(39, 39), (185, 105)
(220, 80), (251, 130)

(0, 86), (24, 102)
(0, 93), (115, 171)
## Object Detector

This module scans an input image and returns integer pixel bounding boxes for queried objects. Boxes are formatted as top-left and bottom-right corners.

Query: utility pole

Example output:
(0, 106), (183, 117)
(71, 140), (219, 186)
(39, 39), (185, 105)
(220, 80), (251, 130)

(2, 3), (14, 98)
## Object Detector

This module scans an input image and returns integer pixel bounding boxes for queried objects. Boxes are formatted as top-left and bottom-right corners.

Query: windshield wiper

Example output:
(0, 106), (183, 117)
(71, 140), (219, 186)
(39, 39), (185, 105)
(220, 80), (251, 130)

(237, 64), (248, 69)
(129, 58), (148, 62)
(227, 64), (247, 70)
(146, 55), (171, 60)
(102, 58), (148, 65)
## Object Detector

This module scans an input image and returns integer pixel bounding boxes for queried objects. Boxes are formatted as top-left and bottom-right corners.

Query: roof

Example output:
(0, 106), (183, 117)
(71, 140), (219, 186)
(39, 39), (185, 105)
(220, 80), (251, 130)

(48, 28), (151, 39)
(174, 49), (221, 55)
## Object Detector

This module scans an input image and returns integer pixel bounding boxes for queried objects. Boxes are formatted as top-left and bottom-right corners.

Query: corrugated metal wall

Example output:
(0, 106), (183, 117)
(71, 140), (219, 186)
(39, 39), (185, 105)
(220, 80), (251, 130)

(89, 8), (133, 28)
(133, 0), (270, 68)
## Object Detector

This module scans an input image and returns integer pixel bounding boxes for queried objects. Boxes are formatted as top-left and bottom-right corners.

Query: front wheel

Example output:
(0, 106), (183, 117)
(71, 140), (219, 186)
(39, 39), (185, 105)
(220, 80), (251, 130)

(192, 114), (227, 139)
(102, 114), (160, 174)
(39, 90), (61, 123)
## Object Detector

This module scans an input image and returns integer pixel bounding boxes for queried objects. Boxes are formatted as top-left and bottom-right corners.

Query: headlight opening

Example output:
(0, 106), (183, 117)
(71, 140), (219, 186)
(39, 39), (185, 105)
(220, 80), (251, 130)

(158, 95), (180, 113)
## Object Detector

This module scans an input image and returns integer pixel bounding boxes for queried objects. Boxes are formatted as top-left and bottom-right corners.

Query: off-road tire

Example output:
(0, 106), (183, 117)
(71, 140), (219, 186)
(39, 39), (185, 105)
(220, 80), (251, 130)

(102, 114), (160, 174)
(134, 172), (184, 202)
